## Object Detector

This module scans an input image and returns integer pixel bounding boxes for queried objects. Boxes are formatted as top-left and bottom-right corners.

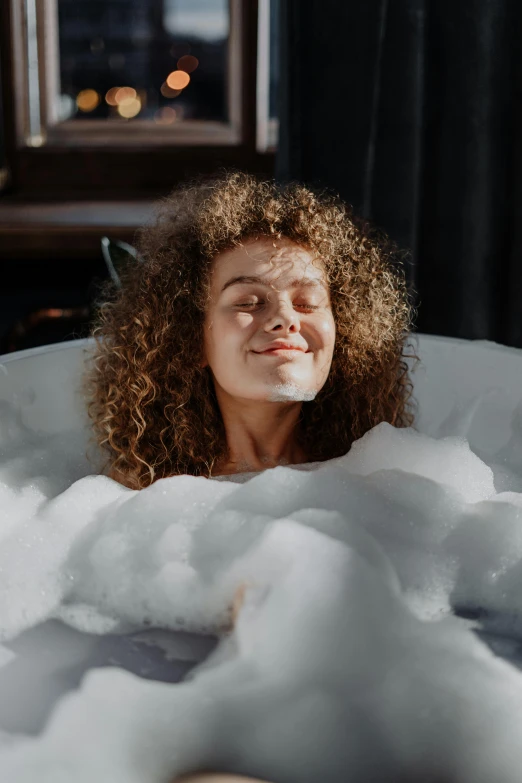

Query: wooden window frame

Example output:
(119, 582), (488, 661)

(256, 0), (278, 152)
(0, 0), (275, 199)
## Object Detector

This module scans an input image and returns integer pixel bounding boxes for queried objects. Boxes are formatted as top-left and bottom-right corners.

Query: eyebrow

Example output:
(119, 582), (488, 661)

(220, 275), (327, 293)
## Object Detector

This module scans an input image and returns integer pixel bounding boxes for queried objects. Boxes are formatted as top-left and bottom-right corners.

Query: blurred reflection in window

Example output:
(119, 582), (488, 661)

(57, 0), (229, 125)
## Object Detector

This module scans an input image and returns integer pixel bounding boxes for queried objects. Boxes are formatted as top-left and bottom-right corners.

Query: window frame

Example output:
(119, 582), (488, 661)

(256, 0), (278, 152)
(0, 0), (275, 199)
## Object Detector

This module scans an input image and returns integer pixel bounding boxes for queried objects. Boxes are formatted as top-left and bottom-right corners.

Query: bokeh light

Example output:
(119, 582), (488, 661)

(154, 106), (177, 125)
(117, 96), (142, 118)
(90, 37), (105, 54)
(160, 82), (182, 99)
(76, 89), (100, 112)
(105, 87), (120, 106)
(57, 93), (75, 121)
(177, 55), (199, 74)
(114, 86), (136, 104)
(108, 53), (126, 70)
(166, 70), (190, 90)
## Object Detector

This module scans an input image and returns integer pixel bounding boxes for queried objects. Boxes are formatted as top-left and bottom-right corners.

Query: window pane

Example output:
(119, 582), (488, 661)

(57, 0), (229, 125)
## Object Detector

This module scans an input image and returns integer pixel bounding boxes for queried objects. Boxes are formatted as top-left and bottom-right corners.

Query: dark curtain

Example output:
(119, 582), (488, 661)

(276, 0), (522, 347)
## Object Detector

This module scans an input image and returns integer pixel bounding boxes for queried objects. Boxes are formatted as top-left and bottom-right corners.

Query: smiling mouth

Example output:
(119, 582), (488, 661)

(253, 348), (308, 357)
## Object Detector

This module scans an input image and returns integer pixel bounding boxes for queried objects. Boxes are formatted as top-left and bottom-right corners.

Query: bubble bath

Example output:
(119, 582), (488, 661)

(2, 335), (522, 781)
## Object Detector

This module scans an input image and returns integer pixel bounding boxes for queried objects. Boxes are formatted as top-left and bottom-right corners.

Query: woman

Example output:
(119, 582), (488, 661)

(85, 171), (417, 782)
(86, 170), (417, 488)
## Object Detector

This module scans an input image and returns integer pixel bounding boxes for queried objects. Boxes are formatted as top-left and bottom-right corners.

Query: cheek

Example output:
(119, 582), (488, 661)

(205, 312), (254, 359)
(315, 315), (336, 352)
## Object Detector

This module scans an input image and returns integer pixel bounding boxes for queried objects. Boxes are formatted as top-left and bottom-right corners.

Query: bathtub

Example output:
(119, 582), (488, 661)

(2, 333), (522, 781)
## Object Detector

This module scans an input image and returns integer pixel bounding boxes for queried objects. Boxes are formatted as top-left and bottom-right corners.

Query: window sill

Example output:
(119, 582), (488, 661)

(0, 199), (156, 258)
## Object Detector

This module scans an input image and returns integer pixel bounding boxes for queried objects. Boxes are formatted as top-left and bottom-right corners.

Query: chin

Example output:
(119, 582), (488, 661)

(229, 373), (319, 402)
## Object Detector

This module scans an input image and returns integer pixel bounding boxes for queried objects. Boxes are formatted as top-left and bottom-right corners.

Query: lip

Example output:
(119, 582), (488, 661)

(255, 349), (305, 357)
(254, 343), (308, 354)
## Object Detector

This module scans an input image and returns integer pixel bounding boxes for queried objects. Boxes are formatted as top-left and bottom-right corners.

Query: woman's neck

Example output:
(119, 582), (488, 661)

(212, 389), (308, 476)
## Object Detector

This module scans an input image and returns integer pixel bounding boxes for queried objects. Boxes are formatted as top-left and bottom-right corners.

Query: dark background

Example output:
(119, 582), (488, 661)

(1, 0), (521, 354)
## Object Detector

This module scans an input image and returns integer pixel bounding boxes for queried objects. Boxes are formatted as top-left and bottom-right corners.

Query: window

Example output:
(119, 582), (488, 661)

(18, 0), (241, 146)
(0, 0), (278, 197)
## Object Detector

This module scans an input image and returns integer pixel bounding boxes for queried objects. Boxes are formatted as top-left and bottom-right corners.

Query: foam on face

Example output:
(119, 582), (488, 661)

(2, 394), (522, 780)
(266, 382), (318, 402)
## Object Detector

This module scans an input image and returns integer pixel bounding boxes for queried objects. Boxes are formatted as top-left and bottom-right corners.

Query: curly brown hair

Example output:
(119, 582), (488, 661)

(84, 170), (419, 489)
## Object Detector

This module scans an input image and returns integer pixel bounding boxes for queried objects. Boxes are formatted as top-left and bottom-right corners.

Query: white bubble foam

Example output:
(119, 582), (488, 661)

(266, 382), (317, 402)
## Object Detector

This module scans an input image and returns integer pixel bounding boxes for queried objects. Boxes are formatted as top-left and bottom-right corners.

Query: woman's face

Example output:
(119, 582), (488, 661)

(202, 236), (336, 402)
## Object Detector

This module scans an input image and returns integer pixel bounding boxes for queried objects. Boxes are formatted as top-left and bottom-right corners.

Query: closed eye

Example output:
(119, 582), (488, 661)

(235, 302), (320, 311)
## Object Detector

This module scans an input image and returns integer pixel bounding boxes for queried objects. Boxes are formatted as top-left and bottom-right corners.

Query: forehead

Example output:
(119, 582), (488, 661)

(209, 237), (326, 291)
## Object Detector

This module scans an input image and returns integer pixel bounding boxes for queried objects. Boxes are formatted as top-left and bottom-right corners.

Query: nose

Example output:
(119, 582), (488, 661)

(263, 296), (301, 334)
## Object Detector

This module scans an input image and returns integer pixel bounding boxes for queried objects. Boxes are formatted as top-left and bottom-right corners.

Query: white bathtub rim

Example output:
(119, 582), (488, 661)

(0, 338), (93, 367)
(1, 332), (522, 368)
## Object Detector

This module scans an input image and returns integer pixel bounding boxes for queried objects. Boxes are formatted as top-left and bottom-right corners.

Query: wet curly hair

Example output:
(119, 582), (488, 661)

(84, 170), (419, 489)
